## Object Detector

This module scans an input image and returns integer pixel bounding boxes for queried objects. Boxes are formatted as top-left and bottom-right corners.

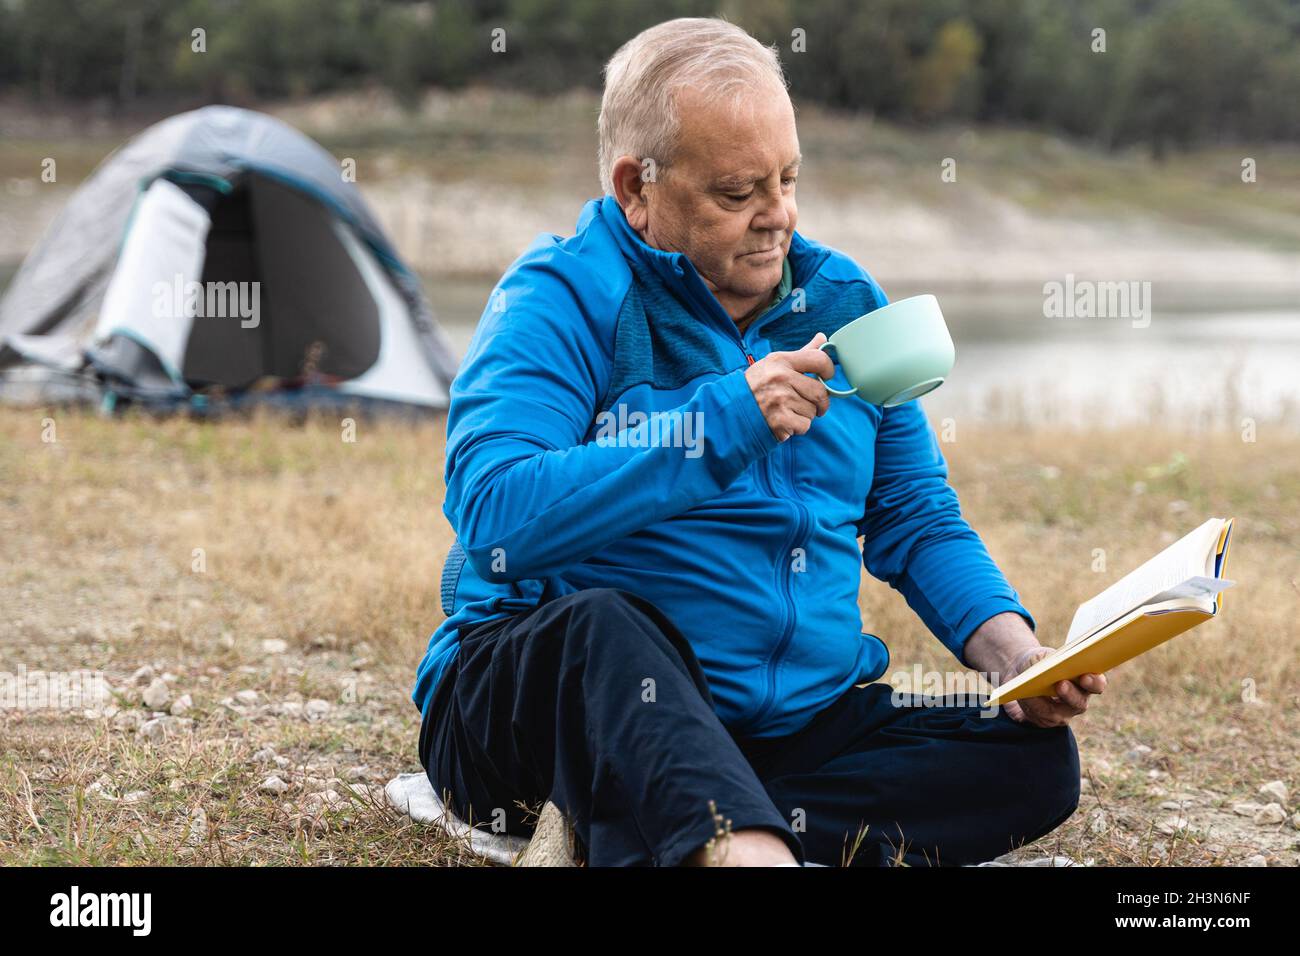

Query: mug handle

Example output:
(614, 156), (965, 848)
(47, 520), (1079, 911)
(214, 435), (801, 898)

(817, 341), (858, 397)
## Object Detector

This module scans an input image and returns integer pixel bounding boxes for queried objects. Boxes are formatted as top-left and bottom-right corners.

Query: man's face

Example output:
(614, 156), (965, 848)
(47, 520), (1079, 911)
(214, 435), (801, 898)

(637, 83), (800, 309)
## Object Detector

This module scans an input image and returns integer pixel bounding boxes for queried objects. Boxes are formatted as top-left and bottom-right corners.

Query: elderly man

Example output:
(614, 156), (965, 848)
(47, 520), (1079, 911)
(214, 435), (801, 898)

(413, 17), (1102, 867)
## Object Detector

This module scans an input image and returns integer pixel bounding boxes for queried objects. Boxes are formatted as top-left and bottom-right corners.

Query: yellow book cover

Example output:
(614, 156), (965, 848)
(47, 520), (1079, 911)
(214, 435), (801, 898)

(985, 518), (1234, 707)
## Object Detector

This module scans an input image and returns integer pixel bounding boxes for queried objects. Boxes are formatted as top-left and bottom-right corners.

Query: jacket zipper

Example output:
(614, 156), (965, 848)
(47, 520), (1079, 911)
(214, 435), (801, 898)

(645, 240), (835, 729)
(752, 449), (809, 730)
(736, 306), (810, 732)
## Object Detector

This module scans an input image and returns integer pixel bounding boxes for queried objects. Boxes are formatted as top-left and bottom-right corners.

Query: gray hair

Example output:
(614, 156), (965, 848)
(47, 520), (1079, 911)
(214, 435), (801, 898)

(597, 18), (788, 195)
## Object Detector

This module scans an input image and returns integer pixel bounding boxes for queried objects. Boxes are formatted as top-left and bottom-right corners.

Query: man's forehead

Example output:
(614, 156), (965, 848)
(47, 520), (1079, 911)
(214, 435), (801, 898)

(671, 88), (800, 177)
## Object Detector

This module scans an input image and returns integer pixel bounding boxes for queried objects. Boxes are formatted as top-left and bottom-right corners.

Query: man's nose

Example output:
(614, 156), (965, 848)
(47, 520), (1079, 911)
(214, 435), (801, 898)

(752, 191), (792, 234)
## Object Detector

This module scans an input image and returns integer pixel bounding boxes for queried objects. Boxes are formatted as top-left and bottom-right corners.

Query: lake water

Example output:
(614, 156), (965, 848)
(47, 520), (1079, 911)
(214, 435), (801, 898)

(429, 276), (1300, 432)
(4, 262), (1296, 431)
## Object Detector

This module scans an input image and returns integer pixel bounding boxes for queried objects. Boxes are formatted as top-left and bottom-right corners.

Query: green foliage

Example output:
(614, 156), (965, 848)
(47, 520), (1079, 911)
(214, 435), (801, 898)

(1, 0), (1298, 149)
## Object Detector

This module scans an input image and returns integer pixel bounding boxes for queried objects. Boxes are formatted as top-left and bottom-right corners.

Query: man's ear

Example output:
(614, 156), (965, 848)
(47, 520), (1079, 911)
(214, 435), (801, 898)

(611, 155), (652, 232)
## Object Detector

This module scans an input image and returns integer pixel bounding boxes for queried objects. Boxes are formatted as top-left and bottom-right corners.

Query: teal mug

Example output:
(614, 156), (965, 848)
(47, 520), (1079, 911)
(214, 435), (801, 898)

(817, 294), (955, 406)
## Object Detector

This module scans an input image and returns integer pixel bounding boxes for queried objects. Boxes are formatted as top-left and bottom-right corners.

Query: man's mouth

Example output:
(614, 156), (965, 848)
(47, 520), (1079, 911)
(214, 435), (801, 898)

(740, 247), (781, 261)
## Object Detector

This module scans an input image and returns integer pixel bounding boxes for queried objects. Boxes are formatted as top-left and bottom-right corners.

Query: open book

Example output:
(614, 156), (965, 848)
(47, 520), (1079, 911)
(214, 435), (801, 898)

(984, 517), (1235, 706)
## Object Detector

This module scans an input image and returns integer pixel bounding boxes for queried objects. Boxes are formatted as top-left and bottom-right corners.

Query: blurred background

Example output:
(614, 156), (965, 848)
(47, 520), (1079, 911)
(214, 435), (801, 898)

(2, 1), (1298, 867)
(3, 0), (1300, 428)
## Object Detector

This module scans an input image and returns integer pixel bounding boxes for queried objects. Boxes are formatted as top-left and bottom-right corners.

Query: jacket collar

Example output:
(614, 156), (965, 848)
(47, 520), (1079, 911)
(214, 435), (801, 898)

(578, 195), (829, 336)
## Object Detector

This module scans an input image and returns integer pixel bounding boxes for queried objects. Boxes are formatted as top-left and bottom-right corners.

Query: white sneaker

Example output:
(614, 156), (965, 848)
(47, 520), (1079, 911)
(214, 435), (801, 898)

(967, 854), (1077, 867)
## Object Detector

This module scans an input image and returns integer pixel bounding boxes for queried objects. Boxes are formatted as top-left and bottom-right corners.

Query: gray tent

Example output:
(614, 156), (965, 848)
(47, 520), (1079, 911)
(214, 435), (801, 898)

(0, 106), (457, 411)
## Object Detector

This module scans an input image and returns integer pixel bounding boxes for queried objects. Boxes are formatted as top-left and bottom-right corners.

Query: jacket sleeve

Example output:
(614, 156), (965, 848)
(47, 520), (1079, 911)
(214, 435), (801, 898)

(853, 283), (1035, 664)
(445, 253), (778, 582)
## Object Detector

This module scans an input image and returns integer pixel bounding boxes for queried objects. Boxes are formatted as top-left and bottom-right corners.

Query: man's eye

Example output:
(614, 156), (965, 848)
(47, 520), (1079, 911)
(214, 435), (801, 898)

(727, 192), (752, 202)
(782, 177), (797, 189)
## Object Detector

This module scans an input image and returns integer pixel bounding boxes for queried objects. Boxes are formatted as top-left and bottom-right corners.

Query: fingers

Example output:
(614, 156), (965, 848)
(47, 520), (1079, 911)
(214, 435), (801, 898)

(1017, 686), (1091, 728)
(783, 336), (836, 380)
(1078, 672), (1107, 694)
(1000, 664), (1109, 730)
(744, 337), (835, 441)
(773, 397), (820, 437)
(1019, 697), (1074, 728)
(786, 367), (831, 415)
(1054, 679), (1090, 712)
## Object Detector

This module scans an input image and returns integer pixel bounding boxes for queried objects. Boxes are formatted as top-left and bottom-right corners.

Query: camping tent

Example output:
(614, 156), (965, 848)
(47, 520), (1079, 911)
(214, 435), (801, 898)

(0, 106), (458, 412)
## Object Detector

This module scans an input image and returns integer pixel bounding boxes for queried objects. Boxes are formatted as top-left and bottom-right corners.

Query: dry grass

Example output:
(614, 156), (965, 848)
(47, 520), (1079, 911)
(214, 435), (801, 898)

(1, 407), (1297, 865)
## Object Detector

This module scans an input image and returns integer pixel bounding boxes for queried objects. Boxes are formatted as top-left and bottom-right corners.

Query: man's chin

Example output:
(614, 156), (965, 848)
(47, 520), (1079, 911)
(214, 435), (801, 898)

(731, 256), (785, 294)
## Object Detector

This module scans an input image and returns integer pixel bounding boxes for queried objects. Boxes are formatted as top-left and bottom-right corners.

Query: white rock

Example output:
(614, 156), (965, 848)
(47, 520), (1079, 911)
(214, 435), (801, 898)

(305, 789), (343, 810)
(130, 665), (156, 685)
(121, 790), (149, 804)
(1125, 744), (1154, 763)
(251, 746), (278, 765)
(1259, 780), (1289, 805)
(1233, 801), (1263, 817)
(304, 699), (331, 720)
(1292, 812), (1300, 831)
(234, 689), (260, 705)
(346, 783), (380, 799)
(169, 694), (192, 716)
(85, 780), (114, 800)
(1157, 815), (1193, 835)
(112, 710), (144, 731)
(1254, 802), (1287, 825)
(138, 715), (192, 742)
(344, 765), (370, 782)
(1088, 809), (1108, 834)
(260, 775), (290, 794)
(261, 638), (289, 655)
(1244, 854), (1268, 867)
(185, 807), (207, 846)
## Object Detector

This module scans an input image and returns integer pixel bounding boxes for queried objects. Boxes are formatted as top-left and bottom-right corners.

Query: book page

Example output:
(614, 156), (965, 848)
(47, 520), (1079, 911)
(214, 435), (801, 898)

(1065, 519), (1225, 645)
(1153, 576), (1235, 601)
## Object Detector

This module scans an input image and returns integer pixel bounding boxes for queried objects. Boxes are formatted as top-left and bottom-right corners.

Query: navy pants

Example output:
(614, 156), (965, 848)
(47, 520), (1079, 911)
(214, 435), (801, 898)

(419, 588), (1081, 866)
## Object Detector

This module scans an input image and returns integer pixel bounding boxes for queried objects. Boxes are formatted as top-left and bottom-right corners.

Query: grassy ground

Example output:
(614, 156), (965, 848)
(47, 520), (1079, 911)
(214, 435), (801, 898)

(1, 408), (1296, 866)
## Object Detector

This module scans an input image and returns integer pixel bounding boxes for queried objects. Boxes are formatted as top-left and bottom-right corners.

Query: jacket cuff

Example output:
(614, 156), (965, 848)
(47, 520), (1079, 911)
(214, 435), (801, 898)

(953, 597), (1037, 665)
(720, 366), (780, 459)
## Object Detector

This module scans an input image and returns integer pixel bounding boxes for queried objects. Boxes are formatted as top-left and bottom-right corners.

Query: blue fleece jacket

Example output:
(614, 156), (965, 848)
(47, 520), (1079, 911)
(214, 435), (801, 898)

(413, 195), (1035, 737)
